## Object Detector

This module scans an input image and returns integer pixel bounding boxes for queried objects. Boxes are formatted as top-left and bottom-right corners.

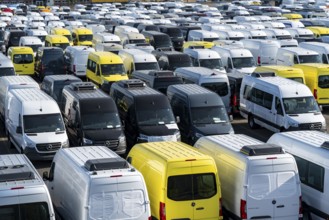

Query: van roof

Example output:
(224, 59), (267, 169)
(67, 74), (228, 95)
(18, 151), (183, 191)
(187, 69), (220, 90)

(175, 67), (227, 78)
(10, 88), (54, 103)
(116, 80), (161, 96)
(279, 47), (319, 55)
(0, 75), (37, 85)
(89, 51), (123, 64)
(184, 48), (220, 59)
(66, 82), (109, 99)
(169, 84), (214, 95)
(256, 65), (302, 72)
(43, 74), (81, 82)
(212, 46), (253, 57)
(9, 46), (34, 53)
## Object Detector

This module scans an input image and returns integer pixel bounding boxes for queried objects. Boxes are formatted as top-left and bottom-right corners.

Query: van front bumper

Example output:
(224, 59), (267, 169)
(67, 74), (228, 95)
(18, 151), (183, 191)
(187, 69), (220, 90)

(24, 147), (58, 161)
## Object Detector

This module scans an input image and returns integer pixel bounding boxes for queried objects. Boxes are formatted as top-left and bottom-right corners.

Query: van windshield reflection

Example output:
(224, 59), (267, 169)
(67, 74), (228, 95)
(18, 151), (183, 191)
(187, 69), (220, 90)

(283, 97), (320, 114)
(101, 64), (126, 75)
(24, 114), (65, 133)
(81, 112), (121, 130)
(232, 57), (255, 68)
(137, 109), (175, 126)
(191, 106), (228, 125)
(199, 59), (223, 70)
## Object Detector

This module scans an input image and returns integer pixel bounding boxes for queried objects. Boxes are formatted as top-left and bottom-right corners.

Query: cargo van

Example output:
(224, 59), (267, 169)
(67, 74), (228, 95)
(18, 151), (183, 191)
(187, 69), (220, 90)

(286, 28), (314, 39)
(195, 134), (302, 220)
(299, 42), (329, 64)
(7, 46), (34, 75)
(239, 29), (267, 39)
(61, 82), (126, 155)
(255, 65), (305, 83)
(267, 131), (329, 220)
(5, 88), (69, 160)
(159, 25), (184, 51)
(43, 146), (151, 220)
(127, 141), (223, 220)
(187, 30), (219, 42)
(64, 46), (95, 77)
(110, 80), (180, 149)
(293, 63), (329, 107)
(142, 31), (174, 51)
(18, 36), (42, 55)
(263, 29), (293, 40)
(182, 41), (215, 51)
(118, 32), (146, 46)
(86, 51), (128, 92)
(0, 53), (15, 76)
(167, 84), (233, 144)
(240, 75), (326, 132)
(49, 27), (73, 45)
(174, 66), (231, 114)
(153, 50), (193, 71)
(92, 32), (121, 48)
(241, 39), (281, 65)
(45, 35), (70, 50)
(0, 154), (55, 220)
(276, 47), (321, 66)
(214, 30), (245, 41)
(25, 29), (47, 45)
(72, 27), (93, 46)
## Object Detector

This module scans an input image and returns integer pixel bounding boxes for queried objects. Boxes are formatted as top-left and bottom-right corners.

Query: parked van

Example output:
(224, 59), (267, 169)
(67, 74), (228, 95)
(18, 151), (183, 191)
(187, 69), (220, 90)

(287, 28), (314, 39)
(142, 31), (174, 51)
(241, 39), (281, 65)
(131, 70), (183, 94)
(118, 49), (159, 75)
(0, 154), (55, 220)
(0, 53), (15, 76)
(195, 134), (302, 220)
(215, 30), (245, 41)
(25, 29), (47, 45)
(159, 25), (184, 51)
(153, 50), (193, 71)
(18, 36), (42, 55)
(6, 88), (69, 159)
(240, 75), (326, 132)
(276, 47), (321, 66)
(49, 27), (73, 45)
(72, 27), (93, 46)
(267, 131), (329, 220)
(92, 32), (121, 48)
(167, 84), (233, 144)
(263, 29), (293, 40)
(293, 63), (329, 107)
(114, 25), (139, 37)
(45, 35), (70, 50)
(255, 65), (305, 84)
(227, 71), (245, 115)
(110, 80), (180, 149)
(64, 46), (95, 77)
(306, 26), (329, 38)
(184, 48), (225, 72)
(127, 141), (223, 220)
(299, 41), (329, 64)
(118, 32), (146, 46)
(43, 146), (151, 220)
(182, 41), (215, 51)
(239, 29), (267, 39)
(7, 46), (34, 75)
(283, 13), (303, 20)
(187, 30), (219, 42)
(86, 51), (128, 92)
(174, 66), (231, 113)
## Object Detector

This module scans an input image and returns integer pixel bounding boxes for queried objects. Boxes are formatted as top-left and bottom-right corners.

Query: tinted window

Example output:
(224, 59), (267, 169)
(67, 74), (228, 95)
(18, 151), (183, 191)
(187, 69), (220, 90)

(13, 54), (33, 64)
(153, 35), (172, 48)
(0, 67), (15, 76)
(42, 51), (64, 64)
(298, 55), (321, 63)
(199, 59), (223, 70)
(166, 28), (183, 38)
(318, 75), (329, 88)
(78, 34), (93, 41)
(202, 82), (229, 97)
(232, 57), (255, 68)
(135, 62), (159, 71)
(191, 106), (229, 124)
(0, 202), (50, 220)
(52, 43), (70, 50)
(24, 113), (65, 133)
(100, 64), (126, 75)
(283, 97), (320, 114)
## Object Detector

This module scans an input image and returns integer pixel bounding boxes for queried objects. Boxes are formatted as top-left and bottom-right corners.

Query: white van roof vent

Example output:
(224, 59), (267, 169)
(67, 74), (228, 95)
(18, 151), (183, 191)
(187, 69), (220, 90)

(119, 79), (146, 88)
(240, 144), (284, 156)
(320, 141), (329, 150)
(84, 158), (129, 171)
(0, 165), (35, 182)
(71, 82), (96, 91)
(251, 72), (276, 78)
(149, 70), (174, 77)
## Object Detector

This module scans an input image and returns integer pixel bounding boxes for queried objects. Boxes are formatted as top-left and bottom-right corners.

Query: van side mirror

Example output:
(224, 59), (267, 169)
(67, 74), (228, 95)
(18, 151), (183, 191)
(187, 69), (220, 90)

(319, 105), (323, 112)
(229, 115), (233, 122)
(43, 171), (49, 181)
(176, 116), (180, 123)
(16, 126), (22, 134)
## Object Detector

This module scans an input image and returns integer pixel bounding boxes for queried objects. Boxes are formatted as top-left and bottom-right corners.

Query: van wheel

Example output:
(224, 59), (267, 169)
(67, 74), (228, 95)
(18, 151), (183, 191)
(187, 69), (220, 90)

(248, 114), (259, 129)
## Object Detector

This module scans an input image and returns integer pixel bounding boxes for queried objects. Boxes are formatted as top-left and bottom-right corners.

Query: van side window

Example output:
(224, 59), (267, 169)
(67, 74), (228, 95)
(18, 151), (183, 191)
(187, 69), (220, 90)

(227, 58), (233, 69)
(18, 114), (22, 127)
(293, 155), (324, 192)
(250, 88), (273, 110)
(87, 60), (96, 73)
(322, 54), (328, 64)
(275, 97), (283, 115)
(243, 85), (252, 100)
(127, 157), (132, 164)
(293, 55), (298, 64)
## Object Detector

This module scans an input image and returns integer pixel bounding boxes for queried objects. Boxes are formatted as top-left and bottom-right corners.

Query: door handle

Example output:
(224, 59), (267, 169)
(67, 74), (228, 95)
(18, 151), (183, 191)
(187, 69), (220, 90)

(277, 205), (285, 208)
(191, 202), (195, 207)
(196, 207), (204, 210)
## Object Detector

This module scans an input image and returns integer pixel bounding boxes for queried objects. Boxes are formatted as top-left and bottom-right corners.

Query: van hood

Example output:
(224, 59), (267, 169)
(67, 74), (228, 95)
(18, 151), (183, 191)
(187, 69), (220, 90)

(286, 112), (325, 129)
(194, 123), (234, 135)
(25, 131), (68, 144)
(139, 124), (179, 136)
(83, 128), (122, 141)
(80, 41), (92, 46)
(235, 67), (256, 74)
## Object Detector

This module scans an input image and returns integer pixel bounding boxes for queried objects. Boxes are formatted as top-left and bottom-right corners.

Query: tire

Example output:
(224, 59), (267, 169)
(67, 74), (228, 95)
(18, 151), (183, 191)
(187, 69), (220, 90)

(248, 114), (259, 129)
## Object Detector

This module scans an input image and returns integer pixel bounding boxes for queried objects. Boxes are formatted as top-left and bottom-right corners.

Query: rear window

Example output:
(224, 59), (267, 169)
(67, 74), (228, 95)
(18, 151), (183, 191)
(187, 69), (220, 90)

(167, 173), (217, 201)
(42, 51), (63, 64)
(318, 75), (329, 88)
(13, 54), (33, 64)
(0, 202), (50, 220)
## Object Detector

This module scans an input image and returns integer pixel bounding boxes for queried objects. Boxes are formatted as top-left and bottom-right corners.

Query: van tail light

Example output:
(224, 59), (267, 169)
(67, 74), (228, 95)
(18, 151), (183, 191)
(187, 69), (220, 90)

(314, 89), (318, 100)
(148, 216), (152, 220)
(240, 199), (247, 220)
(232, 94), (237, 107)
(160, 202), (166, 220)
(219, 198), (223, 217)
(73, 64), (76, 73)
(11, 186), (24, 190)
(257, 56), (261, 65)
(299, 196), (303, 218)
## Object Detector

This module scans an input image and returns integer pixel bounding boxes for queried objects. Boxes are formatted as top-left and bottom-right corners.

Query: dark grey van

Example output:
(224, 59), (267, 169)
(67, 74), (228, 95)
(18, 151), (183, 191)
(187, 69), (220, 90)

(141, 31), (174, 51)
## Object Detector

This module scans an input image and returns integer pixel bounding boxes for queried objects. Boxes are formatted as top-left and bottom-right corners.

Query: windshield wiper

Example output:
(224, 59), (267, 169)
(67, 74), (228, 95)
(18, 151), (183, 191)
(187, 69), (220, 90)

(55, 131), (65, 134)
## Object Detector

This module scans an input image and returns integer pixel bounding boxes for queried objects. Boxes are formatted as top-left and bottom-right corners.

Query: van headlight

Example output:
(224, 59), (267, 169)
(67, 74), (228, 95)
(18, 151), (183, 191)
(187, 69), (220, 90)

(174, 131), (181, 141)
(83, 138), (93, 145)
(118, 134), (126, 146)
(24, 139), (34, 148)
(289, 120), (299, 127)
(62, 139), (70, 148)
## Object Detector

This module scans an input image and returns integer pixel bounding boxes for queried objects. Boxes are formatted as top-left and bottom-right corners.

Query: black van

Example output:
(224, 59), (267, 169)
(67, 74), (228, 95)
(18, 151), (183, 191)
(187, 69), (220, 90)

(141, 31), (174, 51)
(159, 25), (184, 51)
(152, 51), (193, 71)
(5, 30), (26, 53)
(131, 70), (183, 94)
(61, 82), (126, 155)
(167, 84), (234, 145)
(110, 79), (180, 149)
(177, 25), (202, 42)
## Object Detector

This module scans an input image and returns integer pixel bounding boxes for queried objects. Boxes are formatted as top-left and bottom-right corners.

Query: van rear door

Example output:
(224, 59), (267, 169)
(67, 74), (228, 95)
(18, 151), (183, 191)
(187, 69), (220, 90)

(261, 45), (279, 65)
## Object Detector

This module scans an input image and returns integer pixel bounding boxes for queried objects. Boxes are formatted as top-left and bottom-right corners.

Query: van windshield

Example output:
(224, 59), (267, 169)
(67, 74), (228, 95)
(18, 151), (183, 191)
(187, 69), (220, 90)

(78, 34), (93, 41)
(26, 44), (42, 52)
(0, 202), (50, 220)
(276, 35), (293, 40)
(136, 108), (176, 126)
(154, 35), (172, 48)
(13, 54), (33, 64)
(64, 34), (72, 41)
(0, 67), (15, 76)
(202, 82), (229, 97)
(129, 39), (146, 44)
(203, 37), (219, 42)
(135, 62), (159, 71)
(53, 43), (70, 50)
(24, 113), (65, 133)
(232, 57), (256, 68)
(168, 173), (217, 201)
(191, 106), (229, 124)
(288, 77), (304, 84)
(81, 112), (121, 130)
(319, 75), (329, 88)
(283, 96), (320, 114)
(298, 55), (321, 63)
(199, 59), (223, 70)
(101, 64), (126, 75)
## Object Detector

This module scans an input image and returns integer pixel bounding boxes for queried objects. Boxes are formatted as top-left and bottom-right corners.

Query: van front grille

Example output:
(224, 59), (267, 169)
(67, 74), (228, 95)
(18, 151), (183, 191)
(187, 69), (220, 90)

(94, 140), (119, 150)
(36, 142), (61, 152)
(299, 122), (322, 130)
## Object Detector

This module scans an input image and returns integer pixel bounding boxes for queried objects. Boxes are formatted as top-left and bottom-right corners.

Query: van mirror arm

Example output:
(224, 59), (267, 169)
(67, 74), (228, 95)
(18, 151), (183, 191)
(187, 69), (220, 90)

(176, 116), (180, 123)
(319, 105), (323, 112)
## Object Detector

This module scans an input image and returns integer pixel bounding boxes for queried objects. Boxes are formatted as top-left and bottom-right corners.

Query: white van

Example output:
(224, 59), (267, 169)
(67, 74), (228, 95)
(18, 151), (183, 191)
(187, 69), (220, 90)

(25, 29), (48, 46)
(92, 32), (121, 48)
(43, 146), (151, 220)
(214, 30), (245, 41)
(276, 47), (321, 66)
(124, 43), (155, 53)
(5, 88), (69, 160)
(187, 30), (219, 42)
(0, 154), (55, 220)
(240, 75), (326, 132)
(0, 53), (15, 77)
(195, 134), (303, 220)
(264, 29), (293, 40)
(119, 32), (146, 46)
(64, 46), (95, 77)
(18, 36), (43, 56)
(174, 66), (231, 113)
(241, 39), (281, 65)
(239, 29), (267, 40)
(277, 39), (299, 48)
(299, 42), (329, 64)
(267, 131), (329, 220)
(286, 28), (314, 38)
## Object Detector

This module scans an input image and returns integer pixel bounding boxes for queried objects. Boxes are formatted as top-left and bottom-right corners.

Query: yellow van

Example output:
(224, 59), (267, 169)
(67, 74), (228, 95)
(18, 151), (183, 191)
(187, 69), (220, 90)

(45, 35), (70, 50)
(306, 26), (329, 38)
(127, 141), (223, 220)
(182, 41), (214, 51)
(7, 47), (34, 75)
(294, 63), (329, 106)
(50, 28), (73, 46)
(255, 65), (305, 84)
(86, 51), (128, 92)
(72, 27), (93, 46)
(282, 13), (303, 20)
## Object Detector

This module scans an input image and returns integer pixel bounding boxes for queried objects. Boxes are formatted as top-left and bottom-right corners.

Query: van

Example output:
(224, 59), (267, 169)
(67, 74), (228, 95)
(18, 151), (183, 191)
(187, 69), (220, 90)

(306, 26), (329, 38)
(127, 141), (223, 220)
(267, 131), (329, 220)
(49, 27), (73, 45)
(0, 154), (55, 220)
(0, 53), (15, 76)
(118, 49), (159, 75)
(45, 35), (70, 50)
(276, 47), (321, 66)
(131, 70), (183, 94)
(177, 25), (202, 41)
(174, 67), (231, 114)
(72, 27), (93, 46)
(113, 25), (139, 37)
(241, 39), (281, 65)
(195, 134), (303, 220)
(92, 32), (121, 48)
(282, 13), (303, 20)
(167, 84), (234, 144)
(43, 146), (151, 220)
(7, 46), (34, 75)
(18, 36), (42, 55)
(277, 39), (299, 48)
(255, 65), (305, 84)
(64, 46), (95, 77)
(5, 88), (69, 160)
(214, 30), (245, 41)
(4, 30), (26, 53)
(86, 51), (128, 92)
(182, 41), (215, 51)
(95, 42), (123, 54)
(153, 50), (193, 71)
(159, 25), (184, 51)
(110, 80), (180, 149)
(25, 29), (47, 45)
(118, 32), (146, 46)
(286, 28), (314, 39)
(187, 30), (219, 42)
(293, 63), (329, 107)
(61, 82), (126, 154)
(263, 29), (293, 40)
(124, 43), (154, 53)
(240, 75), (326, 132)
(239, 29), (267, 39)
(299, 41), (329, 64)
(227, 71), (245, 115)
(142, 31), (174, 51)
